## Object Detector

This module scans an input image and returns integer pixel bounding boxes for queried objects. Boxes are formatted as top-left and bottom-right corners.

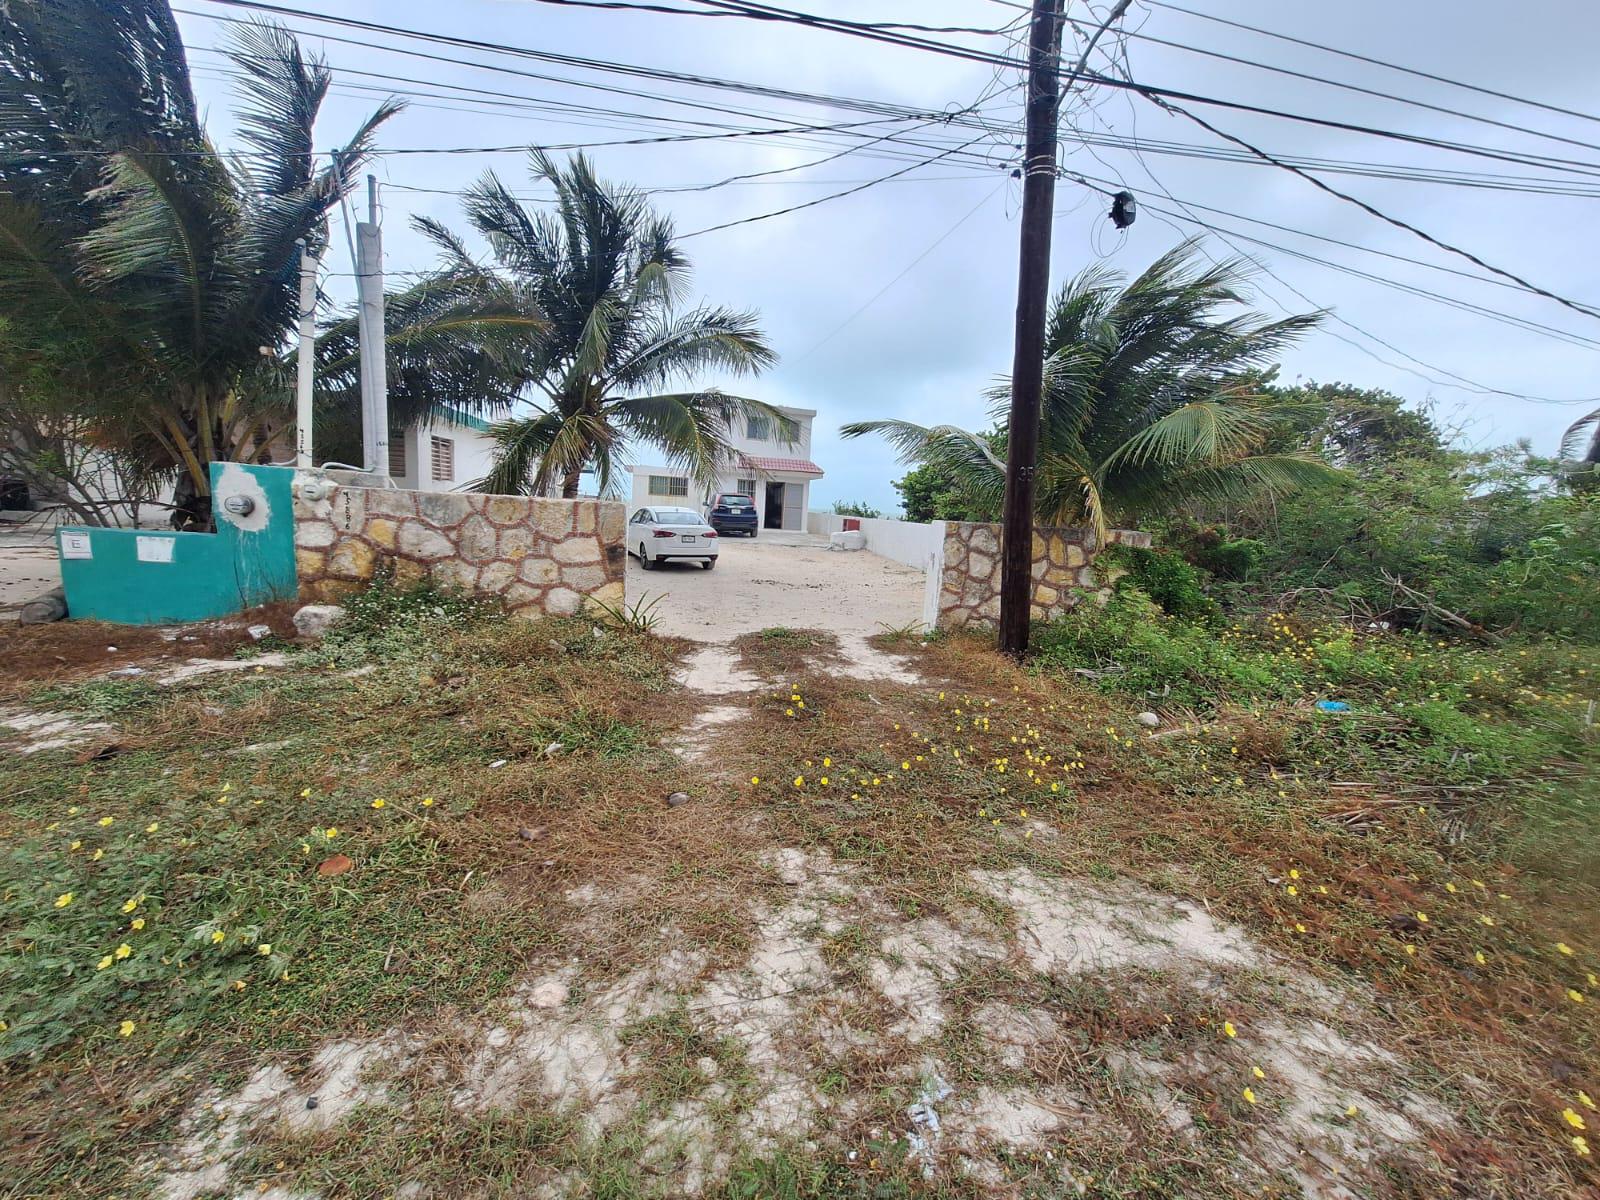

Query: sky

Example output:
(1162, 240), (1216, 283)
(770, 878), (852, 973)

(173, 0), (1600, 514)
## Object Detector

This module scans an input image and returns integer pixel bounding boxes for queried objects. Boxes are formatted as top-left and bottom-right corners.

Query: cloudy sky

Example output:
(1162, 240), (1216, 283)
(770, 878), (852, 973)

(174, 0), (1600, 512)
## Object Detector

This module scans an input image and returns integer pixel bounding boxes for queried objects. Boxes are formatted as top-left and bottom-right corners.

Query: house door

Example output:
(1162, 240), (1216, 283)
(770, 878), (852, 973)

(782, 482), (803, 531)
(764, 481), (784, 528)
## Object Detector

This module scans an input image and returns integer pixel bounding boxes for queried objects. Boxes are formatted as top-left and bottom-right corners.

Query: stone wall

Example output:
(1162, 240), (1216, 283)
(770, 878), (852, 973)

(936, 521), (1150, 630)
(292, 476), (624, 617)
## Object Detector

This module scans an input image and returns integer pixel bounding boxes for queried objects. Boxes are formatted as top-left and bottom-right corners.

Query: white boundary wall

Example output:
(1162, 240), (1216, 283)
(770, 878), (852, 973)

(806, 511), (946, 631)
(806, 511), (942, 569)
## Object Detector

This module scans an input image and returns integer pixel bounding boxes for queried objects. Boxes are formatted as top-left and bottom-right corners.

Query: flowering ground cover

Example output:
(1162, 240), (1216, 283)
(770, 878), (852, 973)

(0, 584), (1595, 1198)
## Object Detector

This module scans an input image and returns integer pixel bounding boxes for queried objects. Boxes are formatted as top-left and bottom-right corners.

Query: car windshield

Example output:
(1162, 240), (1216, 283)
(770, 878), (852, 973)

(655, 509), (702, 524)
(721, 495), (752, 507)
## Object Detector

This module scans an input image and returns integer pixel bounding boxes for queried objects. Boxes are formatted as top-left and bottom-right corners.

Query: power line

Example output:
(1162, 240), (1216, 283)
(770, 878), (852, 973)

(680, 132), (993, 237)
(1061, 14), (1600, 160)
(1143, 0), (1600, 131)
(508, 0), (1014, 36)
(1143, 93), (1600, 323)
(190, 0), (1600, 182)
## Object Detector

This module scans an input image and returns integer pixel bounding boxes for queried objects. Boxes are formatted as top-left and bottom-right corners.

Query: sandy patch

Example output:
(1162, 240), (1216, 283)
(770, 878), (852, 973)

(0, 707), (113, 754)
(149, 855), (1454, 1198)
(630, 530), (925, 643)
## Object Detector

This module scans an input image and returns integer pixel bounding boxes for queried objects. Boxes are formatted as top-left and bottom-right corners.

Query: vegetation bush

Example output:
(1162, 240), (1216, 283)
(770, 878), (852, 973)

(830, 500), (882, 519)
(1106, 545), (1220, 623)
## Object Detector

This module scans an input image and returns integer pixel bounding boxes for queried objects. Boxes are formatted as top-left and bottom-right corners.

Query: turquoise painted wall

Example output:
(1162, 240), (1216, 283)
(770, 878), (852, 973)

(57, 463), (298, 625)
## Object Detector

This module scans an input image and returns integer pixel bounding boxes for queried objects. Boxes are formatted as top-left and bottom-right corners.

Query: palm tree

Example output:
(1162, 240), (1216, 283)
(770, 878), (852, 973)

(0, 3), (400, 526)
(843, 241), (1339, 535)
(416, 152), (785, 498)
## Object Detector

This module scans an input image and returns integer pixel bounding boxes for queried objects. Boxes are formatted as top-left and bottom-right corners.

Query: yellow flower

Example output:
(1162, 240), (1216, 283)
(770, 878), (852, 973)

(1445, 882), (1457, 893)
(822, 757), (831, 768)
(371, 799), (385, 809)
(300, 788), (312, 798)
(785, 708), (794, 717)
(97, 817), (113, 827)
(901, 761), (910, 770)
(121, 898), (139, 914)
(69, 841), (81, 851)
(118, 1020), (136, 1038)
(1574, 1135), (1591, 1157)
(1251, 1066), (1265, 1079)
(1223, 1020), (1237, 1038)
(1242, 1087), (1257, 1104)
(325, 827), (338, 838)
(1579, 1091), (1596, 1111)
(1563, 1108), (1587, 1130)
(113, 943), (131, 960)
(1345, 1105), (1359, 1117)
(231, 980), (247, 992)
(1289, 869), (1300, 880)
(1475, 952), (1487, 965)
(1557, 942), (1575, 956)
(1404, 944), (1417, 956)
(1416, 912), (1429, 923)
(421, 797), (434, 807)
(257, 943), (272, 956)
(793, 776), (804, 788)
(54, 892), (74, 908)
(1286, 885), (1298, 897)
(97, 955), (113, 971)
(819, 777), (829, 787)
(131, 918), (146, 931)
(750, 777), (760, 786)
(211, 930), (226, 945)
(145, 822), (159, 833)
(1478, 914), (1496, 927)
(92, 849), (104, 861)
(1295, 923), (1308, 933)
(1567, 988), (1586, 1003)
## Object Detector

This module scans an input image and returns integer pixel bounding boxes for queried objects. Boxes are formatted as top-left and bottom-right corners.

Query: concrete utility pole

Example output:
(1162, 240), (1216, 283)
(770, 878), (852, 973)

(997, 0), (1067, 658)
(355, 175), (390, 476)
(293, 239), (318, 468)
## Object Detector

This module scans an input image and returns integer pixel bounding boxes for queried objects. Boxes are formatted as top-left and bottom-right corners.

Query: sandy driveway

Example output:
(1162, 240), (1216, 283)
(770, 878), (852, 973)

(625, 528), (926, 642)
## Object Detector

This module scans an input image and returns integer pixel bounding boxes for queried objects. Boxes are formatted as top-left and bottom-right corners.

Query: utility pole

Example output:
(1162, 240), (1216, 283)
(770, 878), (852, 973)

(997, 0), (1067, 658)
(355, 175), (390, 476)
(293, 239), (318, 468)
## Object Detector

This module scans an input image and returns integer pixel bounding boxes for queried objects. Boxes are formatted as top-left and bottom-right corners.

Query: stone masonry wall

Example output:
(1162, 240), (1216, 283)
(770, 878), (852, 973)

(936, 522), (1151, 630)
(292, 477), (625, 618)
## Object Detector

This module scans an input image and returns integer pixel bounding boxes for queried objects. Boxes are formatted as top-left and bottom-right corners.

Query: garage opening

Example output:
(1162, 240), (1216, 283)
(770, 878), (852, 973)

(764, 481), (802, 530)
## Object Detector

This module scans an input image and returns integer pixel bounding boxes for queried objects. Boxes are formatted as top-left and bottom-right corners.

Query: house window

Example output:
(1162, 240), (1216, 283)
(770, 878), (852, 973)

(648, 474), (688, 497)
(388, 438), (406, 478)
(430, 436), (455, 482)
(736, 477), (756, 496)
(746, 415), (771, 440)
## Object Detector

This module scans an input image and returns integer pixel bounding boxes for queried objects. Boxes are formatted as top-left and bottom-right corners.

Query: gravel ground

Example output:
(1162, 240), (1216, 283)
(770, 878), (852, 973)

(624, 528), (926, 642)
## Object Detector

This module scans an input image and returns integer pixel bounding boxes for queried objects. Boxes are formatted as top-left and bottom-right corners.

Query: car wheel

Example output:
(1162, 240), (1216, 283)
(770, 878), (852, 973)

(702, 557), (716, 570)
(639, 542), (654, 570)
(749, 527), (758, 538)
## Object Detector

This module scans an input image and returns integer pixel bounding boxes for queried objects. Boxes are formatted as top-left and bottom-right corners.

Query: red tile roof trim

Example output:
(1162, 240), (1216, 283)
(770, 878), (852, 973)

(737, 454), (824, 476)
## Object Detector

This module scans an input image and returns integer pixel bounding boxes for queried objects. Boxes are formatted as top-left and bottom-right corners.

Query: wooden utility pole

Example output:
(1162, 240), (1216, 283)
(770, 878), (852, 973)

(997, 0), (1067, 658)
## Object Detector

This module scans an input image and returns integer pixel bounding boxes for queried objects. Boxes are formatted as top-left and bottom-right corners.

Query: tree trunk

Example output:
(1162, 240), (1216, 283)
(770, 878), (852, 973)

(561, 467), (581, 499)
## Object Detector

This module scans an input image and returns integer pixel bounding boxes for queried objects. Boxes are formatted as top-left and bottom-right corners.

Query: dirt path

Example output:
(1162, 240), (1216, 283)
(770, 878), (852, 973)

(624, 528), (925, 641)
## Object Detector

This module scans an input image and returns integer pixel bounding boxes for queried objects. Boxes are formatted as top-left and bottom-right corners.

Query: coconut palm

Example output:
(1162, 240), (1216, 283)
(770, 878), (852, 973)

(416, 151), (784, 498)
(843, 241), (1339, 535)
(0, 3), (400, 525)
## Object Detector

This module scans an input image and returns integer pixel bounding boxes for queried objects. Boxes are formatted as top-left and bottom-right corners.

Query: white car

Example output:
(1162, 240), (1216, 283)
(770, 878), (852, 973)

(627, 506), (719, 570)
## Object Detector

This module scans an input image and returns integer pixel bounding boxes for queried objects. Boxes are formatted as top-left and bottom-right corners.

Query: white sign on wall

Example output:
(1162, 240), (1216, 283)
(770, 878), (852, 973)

(135, 535), (177, 564)
(60, 532), (93, 560)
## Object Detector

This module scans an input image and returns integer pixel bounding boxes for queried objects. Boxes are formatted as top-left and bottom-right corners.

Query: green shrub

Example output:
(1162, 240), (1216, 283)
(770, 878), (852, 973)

(1109, 546), (1221, 623)
(831, 500), (882, 519)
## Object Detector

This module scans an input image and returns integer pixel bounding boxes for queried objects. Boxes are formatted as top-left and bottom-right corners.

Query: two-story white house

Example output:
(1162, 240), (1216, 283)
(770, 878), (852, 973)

(628, 405), (822, 531)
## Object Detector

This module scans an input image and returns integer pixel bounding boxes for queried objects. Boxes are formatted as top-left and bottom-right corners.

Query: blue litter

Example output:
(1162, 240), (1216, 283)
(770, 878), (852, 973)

(1315, 700), (1350, 713)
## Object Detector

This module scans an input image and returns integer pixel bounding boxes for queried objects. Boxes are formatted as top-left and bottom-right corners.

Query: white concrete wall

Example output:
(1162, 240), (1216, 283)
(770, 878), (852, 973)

(728, 405), (814, 459)
(394, 419), (497, 492)
(806, 511), (943, 571)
